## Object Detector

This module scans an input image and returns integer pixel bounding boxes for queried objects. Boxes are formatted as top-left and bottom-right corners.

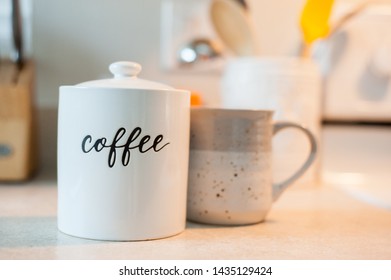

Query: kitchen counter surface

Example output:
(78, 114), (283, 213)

(1, 125), (391, 260)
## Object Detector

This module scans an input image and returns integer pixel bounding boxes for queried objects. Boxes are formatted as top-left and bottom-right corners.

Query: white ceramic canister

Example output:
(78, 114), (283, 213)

(58, 61), (190, 241)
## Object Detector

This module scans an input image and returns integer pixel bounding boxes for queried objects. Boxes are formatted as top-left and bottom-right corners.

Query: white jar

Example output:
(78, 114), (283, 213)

(58, 61), (190, 241)
(221, 57), (322, 185)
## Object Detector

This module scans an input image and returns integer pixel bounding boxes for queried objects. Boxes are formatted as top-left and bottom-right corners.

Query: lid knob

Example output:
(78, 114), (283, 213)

(109, 61), (142, 78)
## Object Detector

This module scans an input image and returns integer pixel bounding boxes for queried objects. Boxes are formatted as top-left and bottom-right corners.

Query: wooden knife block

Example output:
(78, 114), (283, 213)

(0, 60), (38, 181)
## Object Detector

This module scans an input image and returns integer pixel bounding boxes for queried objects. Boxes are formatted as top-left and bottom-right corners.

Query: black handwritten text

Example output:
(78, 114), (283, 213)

(81, 127), (170, 167)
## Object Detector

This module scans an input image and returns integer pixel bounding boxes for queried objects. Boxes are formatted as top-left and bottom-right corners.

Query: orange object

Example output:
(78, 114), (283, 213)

(190, 92), (203, 107)
(300, 0), (335, 45)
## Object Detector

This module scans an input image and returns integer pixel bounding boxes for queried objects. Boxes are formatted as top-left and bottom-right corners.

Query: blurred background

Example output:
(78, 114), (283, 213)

(1, 0), (391, 175)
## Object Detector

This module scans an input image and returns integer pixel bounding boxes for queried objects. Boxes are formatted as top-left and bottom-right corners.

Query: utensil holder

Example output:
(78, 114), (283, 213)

(0, 60), (37, 181)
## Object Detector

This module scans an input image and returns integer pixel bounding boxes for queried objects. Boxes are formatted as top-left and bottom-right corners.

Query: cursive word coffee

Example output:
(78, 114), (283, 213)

(81, 127), (170, 167)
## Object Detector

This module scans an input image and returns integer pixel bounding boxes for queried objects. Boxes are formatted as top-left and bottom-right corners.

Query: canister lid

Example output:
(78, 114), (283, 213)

(76, 61), (174, 90)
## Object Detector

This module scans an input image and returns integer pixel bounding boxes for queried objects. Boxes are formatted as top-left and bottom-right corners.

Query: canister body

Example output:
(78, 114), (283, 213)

(58, 87), (190, 241)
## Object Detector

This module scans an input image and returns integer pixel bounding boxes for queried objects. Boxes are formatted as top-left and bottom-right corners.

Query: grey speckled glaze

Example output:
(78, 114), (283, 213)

(187, 108), (317, 225)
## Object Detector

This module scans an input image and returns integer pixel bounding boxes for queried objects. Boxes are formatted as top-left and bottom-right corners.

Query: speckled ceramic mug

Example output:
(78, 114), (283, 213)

(187, 108), (317, 225)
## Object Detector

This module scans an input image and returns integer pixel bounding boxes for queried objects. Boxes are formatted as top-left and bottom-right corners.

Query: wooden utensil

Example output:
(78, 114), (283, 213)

(210, 0), (259, 56)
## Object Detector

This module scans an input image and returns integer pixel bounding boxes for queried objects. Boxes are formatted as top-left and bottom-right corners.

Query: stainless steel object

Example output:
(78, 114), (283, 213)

(11, 0), (23, 69)
(178, 38), (222, 65)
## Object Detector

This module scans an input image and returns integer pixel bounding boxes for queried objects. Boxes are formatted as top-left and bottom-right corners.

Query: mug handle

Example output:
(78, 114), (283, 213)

(272, 122), (318, 201)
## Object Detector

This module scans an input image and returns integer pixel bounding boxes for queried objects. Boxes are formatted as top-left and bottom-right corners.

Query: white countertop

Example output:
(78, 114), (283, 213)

(1, 124), (391, 260)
